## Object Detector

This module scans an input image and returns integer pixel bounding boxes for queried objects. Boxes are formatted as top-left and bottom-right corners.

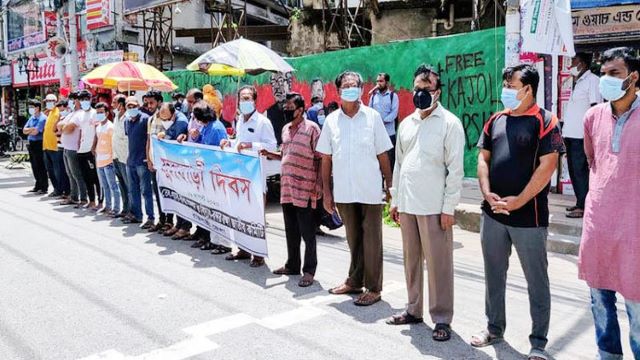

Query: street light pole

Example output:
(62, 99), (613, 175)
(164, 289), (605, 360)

(17, 54), (40, 117)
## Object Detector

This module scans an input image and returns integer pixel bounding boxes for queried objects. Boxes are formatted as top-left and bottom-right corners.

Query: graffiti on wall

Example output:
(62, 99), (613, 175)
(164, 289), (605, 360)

(165, 27), (505, 177)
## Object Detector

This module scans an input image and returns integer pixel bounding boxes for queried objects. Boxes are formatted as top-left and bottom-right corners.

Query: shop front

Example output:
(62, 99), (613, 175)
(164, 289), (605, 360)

(10, 55), (61, 128)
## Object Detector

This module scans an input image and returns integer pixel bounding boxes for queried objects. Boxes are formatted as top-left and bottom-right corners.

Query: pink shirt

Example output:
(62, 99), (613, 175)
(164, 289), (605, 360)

(578, 99), (640, 301)
(280, 120), (322, 208)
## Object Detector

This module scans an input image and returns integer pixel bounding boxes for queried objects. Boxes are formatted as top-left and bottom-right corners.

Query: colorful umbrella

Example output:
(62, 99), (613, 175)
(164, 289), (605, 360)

(81, 61), (178, 92)
(187, 38), (294, 75)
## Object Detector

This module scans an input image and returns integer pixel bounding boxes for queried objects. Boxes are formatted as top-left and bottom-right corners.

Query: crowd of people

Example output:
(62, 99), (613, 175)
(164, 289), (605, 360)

(19, 46), (639, 360)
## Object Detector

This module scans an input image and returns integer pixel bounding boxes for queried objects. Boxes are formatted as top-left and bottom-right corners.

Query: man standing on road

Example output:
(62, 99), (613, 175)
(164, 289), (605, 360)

(75, 90), (101, 211)
(42, 94), (67, 198)
(60, 92), (88, 206)
(262, 93), (322, 288)
(578, 47), (640, 360)
(368, 72), (399, 170)
(123, 97), (155, 228)
(563, 52), (602, 218)
(222, 85), (277, 267)
(111, 94), (131, 218)
(23, 99), (49, 194)
(385, 64), (465, 342)
(471, 64), (565, 360)
(317, 71), (393, 307)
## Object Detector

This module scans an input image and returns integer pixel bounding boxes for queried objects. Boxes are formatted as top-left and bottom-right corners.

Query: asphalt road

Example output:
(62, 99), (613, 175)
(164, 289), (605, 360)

(0, 163), (633, 360)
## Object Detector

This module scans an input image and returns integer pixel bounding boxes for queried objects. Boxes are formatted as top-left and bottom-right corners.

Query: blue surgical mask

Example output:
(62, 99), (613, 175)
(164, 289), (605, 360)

(95, 113), (106, 122)
(340, 87), (361, 102)
(239, 100), (255, 115)
(126, 108), (140, 118)
(28, 108), (35, 116)
(599, 75), (630, 102)
(500, 88), (522, 110)
(317, 115), (326, 125)
(80, 100), (92, 111)
(45, 102), (55, 110)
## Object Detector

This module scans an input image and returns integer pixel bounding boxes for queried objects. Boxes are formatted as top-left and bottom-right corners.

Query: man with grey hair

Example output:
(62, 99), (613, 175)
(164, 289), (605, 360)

(317, 70), (393, 306)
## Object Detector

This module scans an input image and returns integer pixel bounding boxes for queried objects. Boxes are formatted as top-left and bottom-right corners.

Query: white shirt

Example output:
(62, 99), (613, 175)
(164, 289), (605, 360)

(72, 109), (97, 153)
(316, 104), (393, 204)
(563, 70), (602, 139)
(390, 105), (465, 215)
(234, 111), (277, 151)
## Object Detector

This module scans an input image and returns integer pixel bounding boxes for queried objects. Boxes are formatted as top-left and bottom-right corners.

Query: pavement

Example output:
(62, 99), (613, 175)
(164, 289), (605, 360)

(0, 159), (634, 360)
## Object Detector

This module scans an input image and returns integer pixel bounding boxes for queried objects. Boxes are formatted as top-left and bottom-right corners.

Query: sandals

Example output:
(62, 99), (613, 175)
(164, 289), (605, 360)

(225, 252), (252, 261)
(298, 274), (314, 287)
(171, 229), (190, 240)
(211, 245), (232, 255)
(354, 292), (381, 306)
(385, 311), (424, 325)
(164, 227), (179, 237)
(433, 323), (452, 342)
(200, 242), (216, 251)
(528, 348), (549, 360)
(470, 329), (503, 347)
(273, 266), (299, 275)
(191, 239), (207, 248)
(184, 233), (200, 241)
(250, 257), (265, 268)
(566, 208), (584, 218)
(328, 283), (363, 295)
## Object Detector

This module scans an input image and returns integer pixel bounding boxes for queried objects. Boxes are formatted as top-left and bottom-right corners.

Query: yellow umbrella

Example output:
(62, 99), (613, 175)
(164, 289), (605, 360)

(81, 61), (178, 92)
(186, 62), (246, 77)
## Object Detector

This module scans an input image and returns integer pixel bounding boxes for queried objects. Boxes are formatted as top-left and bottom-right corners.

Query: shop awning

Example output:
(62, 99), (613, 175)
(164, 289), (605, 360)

(571, 0), (640, 9)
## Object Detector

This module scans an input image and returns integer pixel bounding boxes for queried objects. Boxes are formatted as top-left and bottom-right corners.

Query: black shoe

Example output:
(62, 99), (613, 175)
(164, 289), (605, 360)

(37, 190), (48, 195)
(48, 191), (61, 198)
(27, 188), (38, 193)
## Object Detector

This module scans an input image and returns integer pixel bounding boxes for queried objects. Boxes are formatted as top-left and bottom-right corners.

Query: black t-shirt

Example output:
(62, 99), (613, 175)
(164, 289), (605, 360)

(477, 105), (565, 228)
(267, 103), (287, 145)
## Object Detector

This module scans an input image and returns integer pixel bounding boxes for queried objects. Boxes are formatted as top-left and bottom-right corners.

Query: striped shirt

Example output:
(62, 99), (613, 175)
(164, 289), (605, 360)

(280, 120), (322, 209)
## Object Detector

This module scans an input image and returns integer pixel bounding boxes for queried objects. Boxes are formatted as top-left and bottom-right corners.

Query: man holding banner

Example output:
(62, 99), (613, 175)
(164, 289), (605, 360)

(221, 85), (277, 268)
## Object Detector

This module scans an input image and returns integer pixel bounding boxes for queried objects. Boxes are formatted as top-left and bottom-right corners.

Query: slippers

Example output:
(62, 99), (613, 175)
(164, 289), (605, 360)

(328, 284), (363, 295)
(298, 274), (314, 287)
(433, 323), (452, 342)
(470, 329), (503, 347)
(528, 348), (549, 360)
(249, 258), (265, 268)
(273, 266), (299, 275)
(225, 252), (252, 261)
(354, 292), (381, 306)
(386, 311), (423, 325)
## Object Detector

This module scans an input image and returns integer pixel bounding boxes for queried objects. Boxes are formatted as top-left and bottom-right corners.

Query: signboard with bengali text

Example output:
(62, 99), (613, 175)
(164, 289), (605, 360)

(572, 5), (640, 42)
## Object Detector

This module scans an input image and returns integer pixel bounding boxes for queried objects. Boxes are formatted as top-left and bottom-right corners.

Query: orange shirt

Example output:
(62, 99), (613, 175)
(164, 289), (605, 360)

(95, 121), (114, 168)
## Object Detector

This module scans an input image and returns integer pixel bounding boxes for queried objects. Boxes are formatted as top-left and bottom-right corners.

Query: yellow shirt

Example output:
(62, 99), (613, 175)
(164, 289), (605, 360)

(43, 107), (60, 151)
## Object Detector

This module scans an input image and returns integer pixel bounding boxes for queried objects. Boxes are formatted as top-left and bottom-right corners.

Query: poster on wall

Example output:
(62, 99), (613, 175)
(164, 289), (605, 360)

(4, 2), (47, 53)
(87, 0), (113, 30)
(0, 65), (12, 87)
(521, 0), (576, 57)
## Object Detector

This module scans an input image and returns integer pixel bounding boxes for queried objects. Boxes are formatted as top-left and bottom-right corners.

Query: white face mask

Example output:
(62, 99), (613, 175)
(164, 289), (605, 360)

(570, 66), (580, 77)
(162, 120), (174, 130)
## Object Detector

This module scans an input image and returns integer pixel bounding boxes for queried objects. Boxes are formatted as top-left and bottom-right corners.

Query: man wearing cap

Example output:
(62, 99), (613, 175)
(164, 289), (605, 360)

(123, 96), (155, 228)
(42, 94), (69, 198)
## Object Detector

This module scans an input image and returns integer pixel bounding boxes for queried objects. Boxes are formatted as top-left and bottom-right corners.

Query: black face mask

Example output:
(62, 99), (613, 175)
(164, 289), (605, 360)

(413, 89), (433, 110)
(284, 108), (298, 123)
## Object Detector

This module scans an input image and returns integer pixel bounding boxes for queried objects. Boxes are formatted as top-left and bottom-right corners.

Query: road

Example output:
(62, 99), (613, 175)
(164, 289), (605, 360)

(0, 162), (632, 360)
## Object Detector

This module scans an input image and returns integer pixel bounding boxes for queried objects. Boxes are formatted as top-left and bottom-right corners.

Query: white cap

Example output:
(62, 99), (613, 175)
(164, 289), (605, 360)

(45, 94), (58, 102)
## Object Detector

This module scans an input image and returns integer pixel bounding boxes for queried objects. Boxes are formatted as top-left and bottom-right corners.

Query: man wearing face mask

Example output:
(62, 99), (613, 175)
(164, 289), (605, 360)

(75, 90), (102, 211)
(177, 103), (230, 253)
(60, 91), (88, 206)
(53, 99), (71, 199)
(147, 102), (188, 234)
(23, 99), (49, 194)
(317, 71), (393, 307)
(579, 47), (640, 360)
(42, 94), (66, 198)
(261, 93), (322, 287)
(385, 64), (465, 342)
(369, 72), (399, 170)
(186, 88), (205, 142)
(94, 102), (121, 217)
(221, 85), (277, 267)
(471, 65), (565, 360)
(123, 97), (155, 228)
(111, 94), (131, 218)
(307, 96), (327, 128)
(563, 52), (602, 219)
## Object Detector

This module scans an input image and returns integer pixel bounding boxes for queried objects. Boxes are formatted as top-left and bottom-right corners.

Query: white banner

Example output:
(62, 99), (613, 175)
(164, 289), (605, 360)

(152, 138), (268, 257)
(521, 0), (576, 57)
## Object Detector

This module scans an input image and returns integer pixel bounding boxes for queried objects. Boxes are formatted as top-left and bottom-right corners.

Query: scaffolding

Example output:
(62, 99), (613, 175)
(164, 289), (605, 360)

(140, 5), (175, 71)
(205, 0), (247, 48)
(322, 0), (372, 50)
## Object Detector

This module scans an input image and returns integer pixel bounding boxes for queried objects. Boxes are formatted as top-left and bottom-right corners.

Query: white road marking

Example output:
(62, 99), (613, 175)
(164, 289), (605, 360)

(257, 306), (326, 330)
(131, 337), (219, 360)
(77, 349), (127, 360)
(182, 313), (256, 337)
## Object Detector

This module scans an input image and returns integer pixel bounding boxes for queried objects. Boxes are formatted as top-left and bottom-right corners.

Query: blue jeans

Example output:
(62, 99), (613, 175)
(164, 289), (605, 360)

(127, 164), (154, 221)
(113, 159), (130, 214)
(591, 288), (640, 359)
(97, 164), (121, 213)
(44, 149), (70, 195)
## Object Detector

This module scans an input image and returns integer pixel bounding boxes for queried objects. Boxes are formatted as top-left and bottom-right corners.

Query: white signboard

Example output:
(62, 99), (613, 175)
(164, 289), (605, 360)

(521, 0), (576, 57)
